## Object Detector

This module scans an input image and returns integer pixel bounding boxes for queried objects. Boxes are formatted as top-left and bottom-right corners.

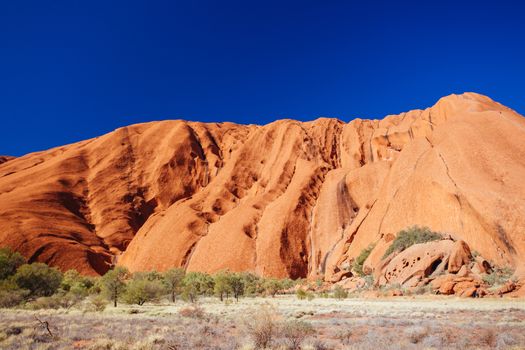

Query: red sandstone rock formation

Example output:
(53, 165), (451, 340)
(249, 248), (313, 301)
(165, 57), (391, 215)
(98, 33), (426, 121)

(0, 156), (14, 165)
(0, 93), (524, 280)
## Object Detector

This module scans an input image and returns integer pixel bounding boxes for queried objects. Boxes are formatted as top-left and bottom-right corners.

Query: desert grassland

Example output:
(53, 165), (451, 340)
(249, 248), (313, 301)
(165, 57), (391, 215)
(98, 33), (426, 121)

(1, 296), (524, 350)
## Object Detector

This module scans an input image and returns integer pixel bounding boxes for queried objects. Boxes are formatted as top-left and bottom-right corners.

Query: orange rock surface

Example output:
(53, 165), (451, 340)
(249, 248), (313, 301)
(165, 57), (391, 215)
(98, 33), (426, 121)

(0, 156), (14, 165)
(0, 93), (524, 278)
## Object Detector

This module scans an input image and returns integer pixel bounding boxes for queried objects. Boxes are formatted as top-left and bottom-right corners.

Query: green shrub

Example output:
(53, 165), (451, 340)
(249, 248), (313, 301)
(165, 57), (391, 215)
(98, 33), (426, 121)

(296, 289), (314, 301)
(163, 268), (185, 302)
(280, 278), (297, 291)
(262, 278), (283, 297)
(181, 272), (214, 303)
(13, 263), (63, 297)
(317, 291), (330, 298)
(333, 285), (348, 300)
(383, 226), (443, 259)
(482, 266), (514, 287)
(229, 272), (245, 301)
(213, 270), (233, 301)
(23, 289), (84, 310)
(61, 269), (94, 302)
(99, 266), (129, 307)
(0, 247), (26, 280)
(353, 244), (375, 276)
(25, 295), (63, 310)
(239, 272), (263, 296)
(87, 295), (108, 312)
(0, 280), (29, 307)
(296, 289), (307, 300)
(0, 290), (27, 308)
(123, 274), (166, 305)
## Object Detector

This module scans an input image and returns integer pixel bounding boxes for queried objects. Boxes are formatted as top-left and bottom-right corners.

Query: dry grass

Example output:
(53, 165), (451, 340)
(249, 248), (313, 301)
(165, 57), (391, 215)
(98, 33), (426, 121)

(0, 296), (524, 349)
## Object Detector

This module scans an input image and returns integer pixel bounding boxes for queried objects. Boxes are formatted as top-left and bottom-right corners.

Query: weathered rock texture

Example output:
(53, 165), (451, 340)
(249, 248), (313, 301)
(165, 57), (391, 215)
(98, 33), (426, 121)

(0, 156), (15, 165)
(0, 93), (524, 277)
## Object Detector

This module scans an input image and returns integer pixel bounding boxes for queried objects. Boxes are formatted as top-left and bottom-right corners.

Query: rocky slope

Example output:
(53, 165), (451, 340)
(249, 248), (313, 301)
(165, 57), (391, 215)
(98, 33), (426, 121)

(0, 93), (524, 280)
(0, 156), (15, 165)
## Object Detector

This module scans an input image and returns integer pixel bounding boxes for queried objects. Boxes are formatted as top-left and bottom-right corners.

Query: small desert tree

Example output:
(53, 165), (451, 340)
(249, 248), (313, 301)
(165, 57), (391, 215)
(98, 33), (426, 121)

(13, 263), (63, 297)
(281, 320), (314, 350)
(213, 270), (233, 301)
(262, 278), (282, 298)
(100, 266), (129, 307)
(0, 247), (26, 280)
(61, 269), (94, 295)
(163, 268), (185, 302)
(245, 305), (280, 349)
(123, 273), (166, 305)
(239, 272), (263, 296)
(229, 272), (245, 301)
(182, 272), (214, 303)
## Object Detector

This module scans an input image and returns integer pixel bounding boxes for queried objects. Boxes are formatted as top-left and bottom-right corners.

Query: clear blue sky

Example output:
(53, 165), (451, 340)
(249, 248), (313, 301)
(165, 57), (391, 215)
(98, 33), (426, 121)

(1, 1), (524, 156)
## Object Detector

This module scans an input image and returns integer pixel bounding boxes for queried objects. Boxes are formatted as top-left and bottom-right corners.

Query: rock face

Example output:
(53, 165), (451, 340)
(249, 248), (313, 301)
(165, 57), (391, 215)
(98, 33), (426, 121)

(0, 156), (14, 165)
(0, 93), (524, 278)
(377, 240), (458, 287)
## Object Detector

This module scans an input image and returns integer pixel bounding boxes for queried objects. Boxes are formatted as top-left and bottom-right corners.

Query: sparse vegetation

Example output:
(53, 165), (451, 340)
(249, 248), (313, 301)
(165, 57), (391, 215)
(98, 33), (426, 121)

(213, 270), (233, 301)
(12, 263), (63, 297)
(482, 266), (515, 287)
(353, 244), (375, 276)
(179, 304), (206, 319)
(383, 226), (444, 259)
(163, 267), (185, 302)
(335, 329), (353, 345)
(333, 285), (348, 300)
(245, 305), (280, 349)
(296, 288), (314, 301)
(229, 272), (245, 301)
(405, 325), (429, 344)
(363, 275), (374, 289)
(0, 247), (311, 312)
(181, 271), (214, 303)
(87, 294), (108, 311)
(0, 282), (28, 308)
(0, 294), (523, 349)
(122, 272), (165, 305)
(0, 248), (26, 280)
(0, 247), (523, 349)
(99, 266), (129, 307)
(263, 278), (284, 298)
(280, 319), (314, 350)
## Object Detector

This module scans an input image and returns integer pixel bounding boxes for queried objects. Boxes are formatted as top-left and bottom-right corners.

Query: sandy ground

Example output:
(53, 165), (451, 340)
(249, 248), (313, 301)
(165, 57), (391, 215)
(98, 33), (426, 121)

(1, 295), (524, 349)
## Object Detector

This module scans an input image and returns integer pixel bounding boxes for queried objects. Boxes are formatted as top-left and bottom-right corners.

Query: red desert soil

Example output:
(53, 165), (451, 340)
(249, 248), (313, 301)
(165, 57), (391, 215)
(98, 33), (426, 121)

(0, 93), (524, 279)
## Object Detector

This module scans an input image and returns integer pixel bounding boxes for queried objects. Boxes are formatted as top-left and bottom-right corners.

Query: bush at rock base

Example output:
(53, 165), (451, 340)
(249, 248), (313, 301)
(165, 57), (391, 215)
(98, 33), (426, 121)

(383, 226), (444, 259)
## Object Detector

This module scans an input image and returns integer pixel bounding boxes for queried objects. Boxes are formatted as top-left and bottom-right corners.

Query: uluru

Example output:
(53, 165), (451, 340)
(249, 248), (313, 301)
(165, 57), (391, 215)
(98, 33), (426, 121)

(0, 92), (523, 282)
(4, 2), (525, 349)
